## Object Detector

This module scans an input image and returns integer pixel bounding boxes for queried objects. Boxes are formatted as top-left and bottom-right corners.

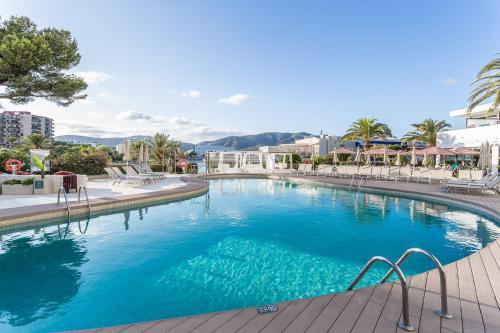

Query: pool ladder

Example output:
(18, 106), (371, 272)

(57, 187), (71, 218)
(349, 176), (367, 191)
(57, 186), (91, 218)
(348, 247), (452, 332)
(78, 185), (91, 213)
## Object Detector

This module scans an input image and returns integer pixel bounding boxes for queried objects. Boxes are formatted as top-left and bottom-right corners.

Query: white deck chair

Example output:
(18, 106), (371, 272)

(447, 175), (500, 193)
(470, 170), (484, 181)
(396, 167), (413, 182)
(112, 167), (150, 185)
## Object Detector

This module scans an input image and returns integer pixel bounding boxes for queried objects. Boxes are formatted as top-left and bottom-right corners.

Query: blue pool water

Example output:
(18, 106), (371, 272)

(0, 179), (499, 332)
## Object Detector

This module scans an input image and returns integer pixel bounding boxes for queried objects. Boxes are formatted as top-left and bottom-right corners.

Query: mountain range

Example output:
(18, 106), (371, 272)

(55, 131), (313, 151)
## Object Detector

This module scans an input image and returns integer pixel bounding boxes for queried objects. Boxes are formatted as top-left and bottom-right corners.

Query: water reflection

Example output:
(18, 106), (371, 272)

(0, 231), (87, 326)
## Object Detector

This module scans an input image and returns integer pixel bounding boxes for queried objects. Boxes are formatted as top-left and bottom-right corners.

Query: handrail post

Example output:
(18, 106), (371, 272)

(78, 185), (91, 212)
(348, 256), (414, 331)
(380, 248), (452, 319)
(57, 186), (71, 218)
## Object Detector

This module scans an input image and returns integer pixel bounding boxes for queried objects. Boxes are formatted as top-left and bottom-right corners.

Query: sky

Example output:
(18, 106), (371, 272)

(1, 0), (499, 143)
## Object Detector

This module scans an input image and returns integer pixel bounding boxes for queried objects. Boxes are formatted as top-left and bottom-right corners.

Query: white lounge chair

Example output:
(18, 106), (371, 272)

(112, 167), (152, 185)
(104, 167), (146, 186)
(396, 167), (413, 182)
(447, 174), (500, 193)
(125, 165), (161, 182)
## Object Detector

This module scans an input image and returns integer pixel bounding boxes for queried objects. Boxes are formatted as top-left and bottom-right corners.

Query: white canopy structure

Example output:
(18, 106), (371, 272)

(207, 151), (293, 174)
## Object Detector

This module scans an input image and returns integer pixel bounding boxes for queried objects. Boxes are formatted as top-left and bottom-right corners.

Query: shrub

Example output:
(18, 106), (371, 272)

(3, 178), (34, 186)
(51, 147), (111, 175)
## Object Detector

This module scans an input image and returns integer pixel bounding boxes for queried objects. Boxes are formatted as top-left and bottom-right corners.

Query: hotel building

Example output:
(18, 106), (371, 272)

(0, 111), (54, 147)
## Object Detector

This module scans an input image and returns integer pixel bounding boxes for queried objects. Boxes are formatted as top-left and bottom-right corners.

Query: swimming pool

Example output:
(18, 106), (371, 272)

(0, 178), (498, 332)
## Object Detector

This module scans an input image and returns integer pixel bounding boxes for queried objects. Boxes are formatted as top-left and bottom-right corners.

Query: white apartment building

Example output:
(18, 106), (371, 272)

(0, 111), (54, 147)
(437, 103), (499, 173)
(259, 133), (340, 157)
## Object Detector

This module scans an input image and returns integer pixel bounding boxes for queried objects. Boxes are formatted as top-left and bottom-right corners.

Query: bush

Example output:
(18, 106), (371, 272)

(0, 148), (29, 173)
(3, 178), (34, 186)
(51, 147), (111, 175)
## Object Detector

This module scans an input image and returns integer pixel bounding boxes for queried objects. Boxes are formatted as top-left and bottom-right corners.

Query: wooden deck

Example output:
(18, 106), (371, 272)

(75, 176), (500, 333)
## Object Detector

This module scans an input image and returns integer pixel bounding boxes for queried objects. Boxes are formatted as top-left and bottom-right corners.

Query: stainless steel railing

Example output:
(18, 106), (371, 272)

(380, 248), (453, 319)
(78, 185), (91, 213)
(348, 256), (414, 331)
(57, 187), (71, 218)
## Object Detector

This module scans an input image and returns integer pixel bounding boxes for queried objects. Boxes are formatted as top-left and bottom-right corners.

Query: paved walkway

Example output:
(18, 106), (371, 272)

(75, 176), (500, 333)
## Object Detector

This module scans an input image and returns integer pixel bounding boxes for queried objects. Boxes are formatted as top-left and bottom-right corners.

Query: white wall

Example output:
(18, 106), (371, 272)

(437, 124), (500, 148)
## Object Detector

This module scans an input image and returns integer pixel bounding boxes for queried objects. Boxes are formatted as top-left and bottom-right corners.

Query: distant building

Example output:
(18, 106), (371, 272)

(437, 102), (499, 173)
(259, 133), (340, 157)
(116, 143), (127, 154)
(0, 111), (54, 147)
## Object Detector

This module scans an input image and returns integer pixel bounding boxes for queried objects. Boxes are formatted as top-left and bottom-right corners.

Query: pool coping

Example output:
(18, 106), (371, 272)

(0, 177), (208, 230)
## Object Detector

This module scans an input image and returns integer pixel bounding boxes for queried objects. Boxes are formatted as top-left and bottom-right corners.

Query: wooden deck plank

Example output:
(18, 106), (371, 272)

(328, 285), (376, 332)
(418, 269), (442, 333)
(489, 242), (500, 269)
(141, 317), (187, 332)
(191, 310), (241, 333)
(350, 282), (392, 333)
(236, 301), (291, 333)
(95, 325), (132, 333)
(373, 282), (404, 333)
(457, 258), (485, 333)
(167, 313), (215, 333)
(394, 273), (426, 333)
(283, 294), (333, 333)
(441, 262), (463, 333)
(469, 252), (500, 333)
(213, 308), (258, 333)
(119, 321), (160, 333)
(305, 291), (354, 332)
(260, 298), (313, 332)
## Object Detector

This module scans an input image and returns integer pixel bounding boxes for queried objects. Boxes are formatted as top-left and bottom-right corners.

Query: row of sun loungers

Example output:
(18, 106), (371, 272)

(104, 165), (167, 186)
(295, 164), (499, 192)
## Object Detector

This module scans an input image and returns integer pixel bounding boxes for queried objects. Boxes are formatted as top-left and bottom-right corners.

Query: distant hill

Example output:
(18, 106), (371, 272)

(55, 132), (313, 151)
(197, 132), (313, 150)
(54, 135), (194, 151)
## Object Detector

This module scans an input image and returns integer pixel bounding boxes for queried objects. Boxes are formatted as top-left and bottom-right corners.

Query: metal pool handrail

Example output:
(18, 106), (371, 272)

(78, 185), (91, 213)
(348, 256), (414, 331)
(380, 247), (453, 319)
(57, 187), (71, 218)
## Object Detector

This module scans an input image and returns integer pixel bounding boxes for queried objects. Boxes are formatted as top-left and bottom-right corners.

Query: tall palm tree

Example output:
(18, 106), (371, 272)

(150, 133), (178, 172)
(468, 55), (500, 114)
(24, 133), (49, 149)
(341, 117), (392, 148)
(403, 119), (451, 146)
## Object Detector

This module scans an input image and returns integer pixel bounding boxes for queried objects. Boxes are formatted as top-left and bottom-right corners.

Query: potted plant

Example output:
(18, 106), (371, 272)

(32, 156), (50, 195)
(2, 178), (35, 195)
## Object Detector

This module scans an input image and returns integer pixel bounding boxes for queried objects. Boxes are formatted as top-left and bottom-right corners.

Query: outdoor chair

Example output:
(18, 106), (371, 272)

(447, 174), (500, 193)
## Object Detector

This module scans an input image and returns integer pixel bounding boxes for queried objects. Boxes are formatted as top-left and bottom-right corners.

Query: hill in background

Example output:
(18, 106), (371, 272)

(197, 132), (312, 150)
(55, 131), (313, 151)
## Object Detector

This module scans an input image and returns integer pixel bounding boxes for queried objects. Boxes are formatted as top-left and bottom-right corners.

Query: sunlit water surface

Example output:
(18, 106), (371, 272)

(0, 179), (498, 332)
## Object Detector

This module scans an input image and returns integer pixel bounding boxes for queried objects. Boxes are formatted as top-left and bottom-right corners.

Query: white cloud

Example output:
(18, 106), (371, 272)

(442, 78), (458, 86)
(74, 71), (113, 84)
(181, 90), (201, 98)
(116, 110), (152, 121)
(96, 92), (114, 99)
(217, 94), (251, 106)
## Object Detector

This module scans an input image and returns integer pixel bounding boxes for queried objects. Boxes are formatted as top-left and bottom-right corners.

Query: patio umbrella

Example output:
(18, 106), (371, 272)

(354, 146), (362, 164)
(364, 151), (371, 165)
(335, 147), (355, 154)
(332, 149), (339, 165)
(144, 145), (149, 163)
(410, 146), (417, 167)
(485, 141), (492, 171)
(395, 151), (402, 166)
(138, 142), (144, 162)
(123, 139), (131, 161)
(422, 150), (430, 167)
(382, 147), (389, 165)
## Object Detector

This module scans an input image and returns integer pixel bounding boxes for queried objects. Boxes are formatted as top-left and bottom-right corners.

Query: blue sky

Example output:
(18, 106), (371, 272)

(1, 0), (499, 143)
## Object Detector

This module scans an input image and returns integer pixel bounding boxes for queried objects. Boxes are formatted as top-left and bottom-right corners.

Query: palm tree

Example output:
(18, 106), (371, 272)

(150, 133), (178, 172)
(341, 117), (392, 149)
(403, 119), (451, 146)
(468, 55), (500, 114)
(24, 133), (50, 149)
